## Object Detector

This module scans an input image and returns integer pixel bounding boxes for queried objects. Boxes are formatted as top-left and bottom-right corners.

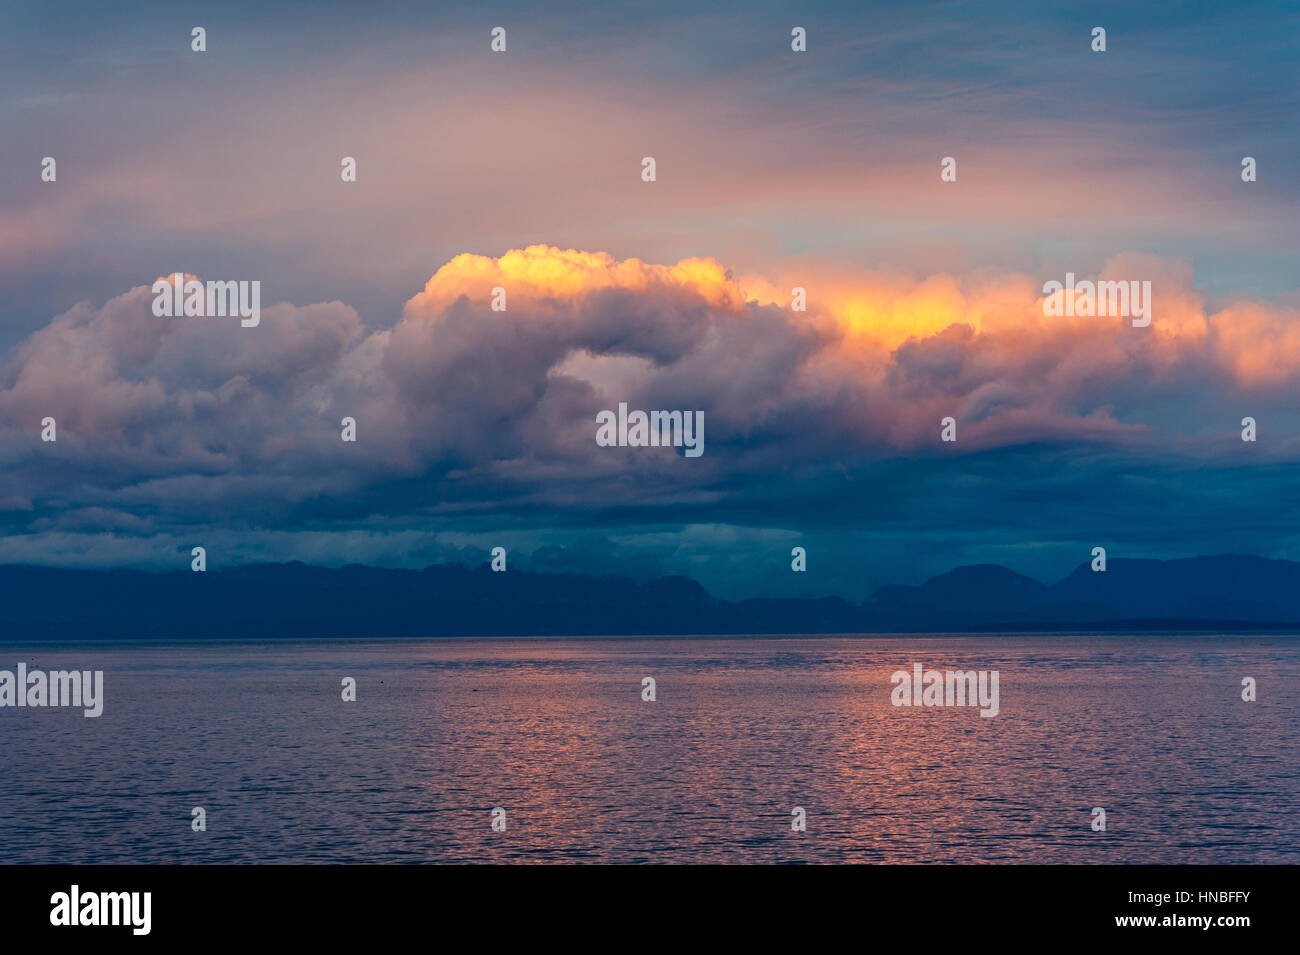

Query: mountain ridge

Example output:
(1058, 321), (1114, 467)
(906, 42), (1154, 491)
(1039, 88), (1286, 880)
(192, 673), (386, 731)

(2, 554), (1297, 638)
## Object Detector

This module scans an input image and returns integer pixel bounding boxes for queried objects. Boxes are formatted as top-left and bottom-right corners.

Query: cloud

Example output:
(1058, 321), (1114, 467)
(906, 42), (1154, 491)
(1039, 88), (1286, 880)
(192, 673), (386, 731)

(2, 244), (1299, 586)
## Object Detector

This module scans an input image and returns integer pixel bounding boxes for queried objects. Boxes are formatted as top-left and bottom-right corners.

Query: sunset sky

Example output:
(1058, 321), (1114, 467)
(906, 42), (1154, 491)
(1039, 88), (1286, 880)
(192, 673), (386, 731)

(1, 1), (1298, 600)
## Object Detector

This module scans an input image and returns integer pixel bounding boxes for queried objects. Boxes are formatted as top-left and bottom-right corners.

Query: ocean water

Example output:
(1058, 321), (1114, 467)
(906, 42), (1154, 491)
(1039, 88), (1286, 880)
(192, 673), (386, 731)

(0, 635), (1295, 864)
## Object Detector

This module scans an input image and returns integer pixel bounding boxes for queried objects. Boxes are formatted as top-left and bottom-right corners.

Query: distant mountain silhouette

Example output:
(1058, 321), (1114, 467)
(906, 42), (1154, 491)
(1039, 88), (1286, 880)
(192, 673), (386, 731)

(2, 554), (1298, 638)
(869, 554), (1300, 630)
(870, 564), (1048, 628)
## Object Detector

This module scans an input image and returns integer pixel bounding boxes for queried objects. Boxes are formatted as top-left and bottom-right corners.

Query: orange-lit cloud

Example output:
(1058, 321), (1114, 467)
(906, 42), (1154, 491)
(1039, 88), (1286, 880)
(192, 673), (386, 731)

(2, 243), (1300, 586)
(4, 244), (1300, 529)
(405, 246), (746, 317)
(408, 244), (1300, 397)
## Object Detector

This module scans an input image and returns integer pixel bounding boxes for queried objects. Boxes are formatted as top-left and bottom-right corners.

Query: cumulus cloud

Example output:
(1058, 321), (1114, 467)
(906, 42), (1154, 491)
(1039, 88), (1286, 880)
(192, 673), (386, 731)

(2, 245), (1299, 563)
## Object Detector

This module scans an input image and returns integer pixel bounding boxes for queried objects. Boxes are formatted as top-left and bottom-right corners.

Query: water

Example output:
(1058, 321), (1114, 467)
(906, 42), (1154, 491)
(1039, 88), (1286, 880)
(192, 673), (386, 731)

(1, 635), (1295, 864)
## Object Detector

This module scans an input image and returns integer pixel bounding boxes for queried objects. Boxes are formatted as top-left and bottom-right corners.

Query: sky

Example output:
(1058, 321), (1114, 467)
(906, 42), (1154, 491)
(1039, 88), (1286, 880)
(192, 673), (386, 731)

(1, 1), (1298, 600)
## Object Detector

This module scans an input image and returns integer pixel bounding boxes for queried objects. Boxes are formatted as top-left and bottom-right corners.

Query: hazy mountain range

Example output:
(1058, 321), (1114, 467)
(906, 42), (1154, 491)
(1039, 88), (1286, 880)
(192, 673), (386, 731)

(2, 554), (1298, 638)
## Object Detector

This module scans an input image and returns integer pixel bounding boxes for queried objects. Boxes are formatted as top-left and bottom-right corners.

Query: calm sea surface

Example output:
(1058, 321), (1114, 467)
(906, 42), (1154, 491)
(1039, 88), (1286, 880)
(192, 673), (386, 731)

(1, 635), (1295, 864)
